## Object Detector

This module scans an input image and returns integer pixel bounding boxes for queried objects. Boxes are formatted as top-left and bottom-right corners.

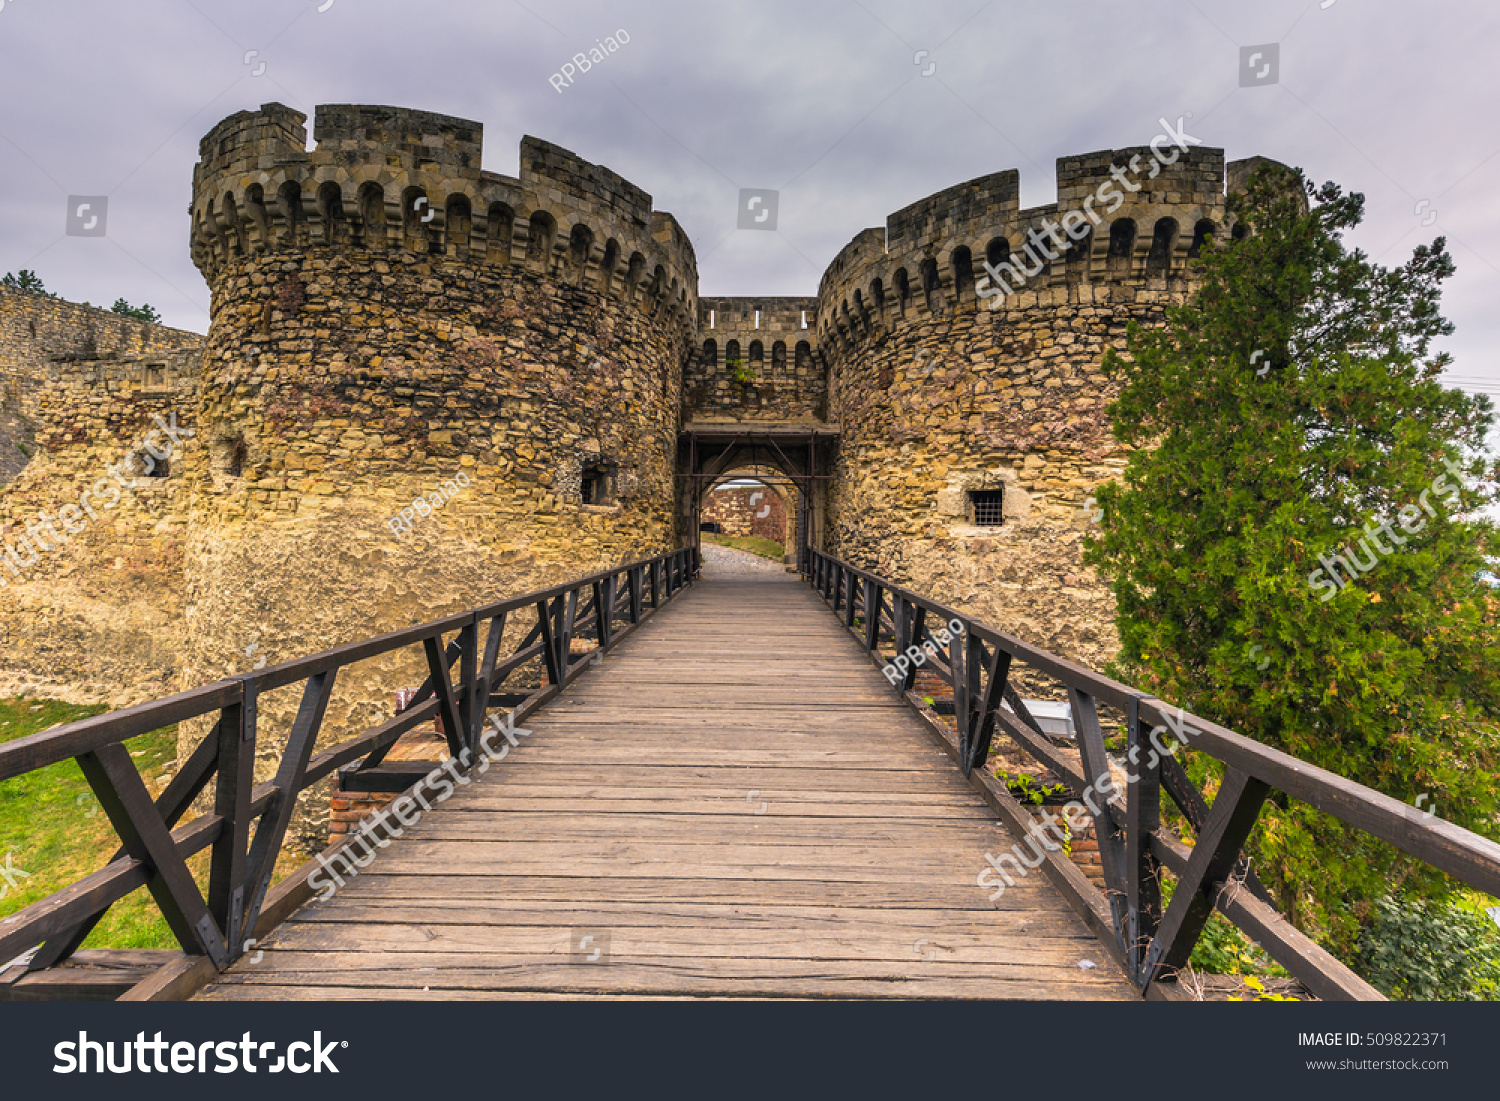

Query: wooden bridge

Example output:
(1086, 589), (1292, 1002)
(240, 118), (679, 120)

(2, 547), (1498, 1001)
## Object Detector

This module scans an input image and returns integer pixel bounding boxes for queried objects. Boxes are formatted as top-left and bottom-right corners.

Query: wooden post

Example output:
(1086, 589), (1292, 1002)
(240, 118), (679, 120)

(208, 676), (256, 956)
(1125, 697), (1162, 982)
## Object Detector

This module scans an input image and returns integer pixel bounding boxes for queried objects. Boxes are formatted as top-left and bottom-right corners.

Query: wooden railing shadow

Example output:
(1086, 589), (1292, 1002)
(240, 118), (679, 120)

(0, 547), (701, 1001)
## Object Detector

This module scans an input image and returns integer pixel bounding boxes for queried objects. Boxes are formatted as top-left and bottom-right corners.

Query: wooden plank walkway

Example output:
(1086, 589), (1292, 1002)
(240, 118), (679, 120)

(197, 559), (1135, 1000)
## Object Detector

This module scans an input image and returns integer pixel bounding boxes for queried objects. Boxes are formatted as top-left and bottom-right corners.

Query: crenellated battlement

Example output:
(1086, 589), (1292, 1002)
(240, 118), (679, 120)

(190, 103), (698, 342)
(685, 297), (826, 423)
(814, 144), (1265, 360)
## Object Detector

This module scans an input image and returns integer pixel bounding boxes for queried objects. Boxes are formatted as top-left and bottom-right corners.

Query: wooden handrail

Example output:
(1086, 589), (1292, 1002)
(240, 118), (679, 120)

(0, 546), (701, 995)
(800, 547), (1500, 1000)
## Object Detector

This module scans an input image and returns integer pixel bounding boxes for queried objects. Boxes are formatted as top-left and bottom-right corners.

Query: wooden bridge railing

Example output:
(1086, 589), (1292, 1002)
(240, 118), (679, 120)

(802, 548), (1500, 1001)
(0, 546), (700, 998)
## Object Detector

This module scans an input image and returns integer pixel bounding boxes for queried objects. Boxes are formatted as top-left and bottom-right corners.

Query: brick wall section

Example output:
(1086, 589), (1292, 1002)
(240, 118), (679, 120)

(701, 485), (788, 542)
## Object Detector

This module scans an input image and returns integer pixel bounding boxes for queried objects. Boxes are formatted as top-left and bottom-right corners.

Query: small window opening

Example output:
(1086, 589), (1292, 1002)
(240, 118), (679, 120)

(143, 363), (166, 390)
(133, 450), (170, 479)
(581, 461), (617, 506)
(969, 489), (1004, 526)
(227, 437), (247, 478)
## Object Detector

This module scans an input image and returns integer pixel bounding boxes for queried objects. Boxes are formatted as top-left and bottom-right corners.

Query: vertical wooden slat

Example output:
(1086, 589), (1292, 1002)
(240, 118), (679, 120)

(537, 598), (561, 686)
(959, 632), (983, 772)
(457, 619), (479, 760)
(904, 606), (927, 693)
(476, 611), (507, 731)
(558, 588), (579, 679)
(964, 641), (1009, 776)
(590, 580), (606, 646)
(949, 625), (969, 765)
(207, 677), (255, 957)
(1125, 698), (1162, 982)
(423, 634), (466, 759)
(892, 594), (909, 689)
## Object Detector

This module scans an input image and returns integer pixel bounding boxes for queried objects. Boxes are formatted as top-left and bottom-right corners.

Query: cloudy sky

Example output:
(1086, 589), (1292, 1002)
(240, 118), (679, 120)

(2, 0), (1496, 402)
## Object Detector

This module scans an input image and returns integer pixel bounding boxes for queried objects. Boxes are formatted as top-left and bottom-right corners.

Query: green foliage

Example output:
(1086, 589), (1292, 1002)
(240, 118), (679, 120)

(110, 298), (161, 323)
(994, 769), (1067, 805)
(1, 269), (53, 295)
(0, 698), (181, 948)
(1083, 162), (1500, 954)
(727, 358), (756, 386)
(1226, 975), (1299, 1001)
(1352, 895), (1500, 1000)
(702, 533), (784, 559)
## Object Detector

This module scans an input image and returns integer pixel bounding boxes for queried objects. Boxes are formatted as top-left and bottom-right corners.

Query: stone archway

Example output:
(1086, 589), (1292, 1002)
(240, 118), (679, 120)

(700, 465), (795, 554)
(676, 427), (836, 570)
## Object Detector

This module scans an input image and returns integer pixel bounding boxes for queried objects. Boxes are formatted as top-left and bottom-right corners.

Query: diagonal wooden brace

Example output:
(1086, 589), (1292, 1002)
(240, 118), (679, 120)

(1071, 687), (1130, 949)
(239, 670), (339, 951)
(1139, 766), (1270, 991)
(77, 743), (229, 969)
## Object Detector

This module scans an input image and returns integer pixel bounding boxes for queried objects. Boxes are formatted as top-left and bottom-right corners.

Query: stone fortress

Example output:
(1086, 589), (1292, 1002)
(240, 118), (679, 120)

(0, 101), (1276, 841)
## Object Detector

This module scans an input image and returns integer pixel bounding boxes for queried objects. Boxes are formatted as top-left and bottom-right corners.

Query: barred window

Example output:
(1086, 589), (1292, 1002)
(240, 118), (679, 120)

(969, 489), (1004, 526)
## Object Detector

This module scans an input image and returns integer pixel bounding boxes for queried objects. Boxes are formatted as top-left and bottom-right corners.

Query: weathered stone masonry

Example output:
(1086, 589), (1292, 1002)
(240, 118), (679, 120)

(0, 100), (1279, 846)
(817, 146), (1261, 673)
(0, 290), (204, 703)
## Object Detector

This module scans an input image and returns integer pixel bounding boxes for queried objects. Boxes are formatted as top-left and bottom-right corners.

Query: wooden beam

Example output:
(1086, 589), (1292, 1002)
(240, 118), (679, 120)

(78, 744), (229, 968)
(1140, 767), (1270, 992)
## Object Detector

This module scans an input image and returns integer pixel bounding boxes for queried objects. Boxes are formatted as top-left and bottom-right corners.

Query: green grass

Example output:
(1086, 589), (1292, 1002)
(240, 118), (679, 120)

(703, 533), (785, 560)
(0, 697), (187, 950)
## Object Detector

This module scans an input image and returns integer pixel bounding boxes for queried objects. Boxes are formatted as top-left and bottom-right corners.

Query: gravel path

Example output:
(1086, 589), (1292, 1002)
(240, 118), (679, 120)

(699, 541), (790, 578)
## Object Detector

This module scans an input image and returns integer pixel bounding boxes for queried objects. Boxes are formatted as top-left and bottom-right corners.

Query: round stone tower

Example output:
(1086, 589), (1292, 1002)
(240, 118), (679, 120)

(184, 102), (697, 822)
(815, 140), (1271, 670)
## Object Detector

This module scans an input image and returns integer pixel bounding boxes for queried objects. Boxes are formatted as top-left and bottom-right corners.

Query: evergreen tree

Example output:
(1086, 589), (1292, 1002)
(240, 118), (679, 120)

(1, 269), (53, 295)
(1085, 164), (1500, 953)
(110, 298), (161, 323)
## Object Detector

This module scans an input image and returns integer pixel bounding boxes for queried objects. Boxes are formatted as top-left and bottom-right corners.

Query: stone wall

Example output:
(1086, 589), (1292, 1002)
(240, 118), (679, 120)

(185, 102), (699, 846)
(701, 484), (789, 543)
(816, 145), (1255, 675)
(0, 102), (1288, 851)
(686, 298), (826, 423)
(0, 347), (201, 704)
(0, 288), (202, 417)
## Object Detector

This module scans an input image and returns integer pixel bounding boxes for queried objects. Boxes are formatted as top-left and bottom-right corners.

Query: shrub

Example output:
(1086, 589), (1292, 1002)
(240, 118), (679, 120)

(1352, 895), (1500, 1000)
